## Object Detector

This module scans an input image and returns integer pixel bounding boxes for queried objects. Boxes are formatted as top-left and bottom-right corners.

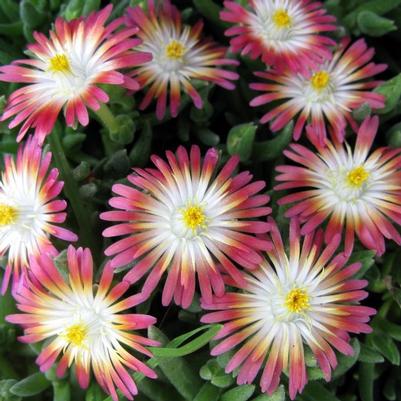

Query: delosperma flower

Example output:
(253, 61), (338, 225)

(250, 38), (386, 145)
(275, 116), (401, 255)
(0, 5), (151, 144)
(7, 246), (159, 401)
(124, 0), (239, 120)
(220, 0), (337, 72)
(0, 137), (76, 293)
(201, 219), (375, 399)
(101, 145), (271, 308)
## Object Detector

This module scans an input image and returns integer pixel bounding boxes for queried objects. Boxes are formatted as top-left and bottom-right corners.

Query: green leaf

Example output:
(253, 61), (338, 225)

(373, 316), (401, 341)
(137, 378), (185, 401)
(10, 373), (50, 397)
(221, 385), (255, 401)
(129, 120), (153, 166)
(193, 383), (221, 401)
(301, 381), (341, 401)
(359, 344), (385, 363)
(0, 380), (21, 401)
(375, 73), (401, 115)
(357, 11), (396, 36)
(227, 123), (257, 162)
(358, 363), (375, 401)
(85, 383), (105, 401)
(332, 338), (360, 379)
(251, 386), (285, 401)
(19, 0), (47, 28)
(252, 121), (293, 162)
(371, 333), (400, 365)
(196, 129), (220, 147)
(193, 0), (228, 27)
(53, 381), (71, 401)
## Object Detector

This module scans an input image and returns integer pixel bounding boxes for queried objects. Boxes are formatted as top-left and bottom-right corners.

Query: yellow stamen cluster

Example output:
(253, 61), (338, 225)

(65, 323), (87, 347)
(165, 40), (186, 60)
(346, 166), (370, 188)
(311, 71), (331, 90)
(285, 288), (310, 313)
(49, 54), (71, 73)
(182, 205), (207, 231)
(0, 204), (18, 226)
(272, 9), (292, 29)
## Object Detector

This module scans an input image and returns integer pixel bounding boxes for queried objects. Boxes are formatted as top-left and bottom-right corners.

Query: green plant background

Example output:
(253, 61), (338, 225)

(1, 0), (401, 400)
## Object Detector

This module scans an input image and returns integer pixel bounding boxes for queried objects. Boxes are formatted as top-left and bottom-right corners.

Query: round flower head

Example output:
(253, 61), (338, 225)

(0, 5), (152, 144)
(275, 116), (401, 256)
(7, 246), (159, 401)
(101, 145), (271, 308)
(0, 137), (77, 293)
(250, 38), (386, 146)
(220, 0), (336, 72)
(201, 219), (375, 400)
(124, 0), (239, 120)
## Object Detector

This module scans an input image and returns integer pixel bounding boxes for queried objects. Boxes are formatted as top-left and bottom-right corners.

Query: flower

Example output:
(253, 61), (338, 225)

(220, 0), (336, 72)
(275, 116), (401, 255)
(7, 246), (159, 401)
(101, 145), (271, 308)
(0, 137), (77, 293)
(0, 5), (151, 144)
(124, 0), (239, 120)
(201, 218), (375, 399)
(250, 38), (386, 145)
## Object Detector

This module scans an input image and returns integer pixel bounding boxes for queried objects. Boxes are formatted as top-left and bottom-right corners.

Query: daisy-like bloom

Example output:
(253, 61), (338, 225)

(250, 38), (386, 145)
(201, 219), (375, 399)
(275, 116), (401, 256)
(7, 246), (159, 401)
(0, 137), (77, 293)
(124, 0), (239, 120)
(220, 0), (337, 72)
(101, 145), (271, 308)
(0, 5), (152, 144)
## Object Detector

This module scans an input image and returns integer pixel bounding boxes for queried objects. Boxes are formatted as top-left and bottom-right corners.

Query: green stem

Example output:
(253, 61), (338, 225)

(94, 103), (119, 134)
(47, 126), (99, 257)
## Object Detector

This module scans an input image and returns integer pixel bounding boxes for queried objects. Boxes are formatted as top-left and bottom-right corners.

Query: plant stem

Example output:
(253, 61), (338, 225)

(47, 126), (99, 257)
(95, 103), (119, 134)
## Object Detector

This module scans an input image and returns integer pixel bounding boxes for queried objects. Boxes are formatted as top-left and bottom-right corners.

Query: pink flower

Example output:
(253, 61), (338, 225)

(0, 5), (151, 144)
(275, 116), (401, 255)
(250, 38), (386, 145)
(202, 219), (375, 399)
(124, 0), (239, 120)
(220, 0), (336, 72)
(7, 246), (159, 401)
(0, 137), (77, 293)
(101, 145), (271, 308)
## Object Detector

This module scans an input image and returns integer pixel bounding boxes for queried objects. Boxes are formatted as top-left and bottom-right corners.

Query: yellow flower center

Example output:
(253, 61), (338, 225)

(182, 205), (207, 231)
(285, 288), (310, 313)
(49, 54), (71, 73)
(65, 323), (87, 347)
(311, 71), (330, 90)
(165, 40), (186, 60)
(0, 204), (18, 226)
(272, 9), (292, 28)
(346, 166), (369, 188)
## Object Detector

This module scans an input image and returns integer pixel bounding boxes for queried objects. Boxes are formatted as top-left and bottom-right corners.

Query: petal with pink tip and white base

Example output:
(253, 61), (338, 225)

(0, 5), (151, 144)
(7, 246), (159, 401)
(101, 145), (272, 309)
(0, 137), (77, 294)
(201, 219), (375, 400)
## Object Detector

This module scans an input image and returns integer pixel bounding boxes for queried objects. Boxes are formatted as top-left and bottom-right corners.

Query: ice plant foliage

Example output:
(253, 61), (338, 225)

(101, 145), (272, 308)
(250, 38), (386, 145)
(0, 138), (76, 293)
(202, 219), (375, 399)
(220, 0), (336, 72)
(124, 0), (239, 120)
(275, 116), (401, 255)
(0, 5), (151, 144)
(7, 246), (159, 401)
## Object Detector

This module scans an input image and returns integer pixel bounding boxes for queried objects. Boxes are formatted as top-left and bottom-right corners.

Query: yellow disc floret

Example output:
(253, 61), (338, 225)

(285, 288), (310, 313)
(272, 9), (292, 29)
(346, 166), (370, 188)
(65, 323), (87, 347)
(49, 54), (71, 73)
(311, 71), (331, 90)
(0, 204), (18, 226)
(182, 205), (207, 231)
(165, 40), (186, 60)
